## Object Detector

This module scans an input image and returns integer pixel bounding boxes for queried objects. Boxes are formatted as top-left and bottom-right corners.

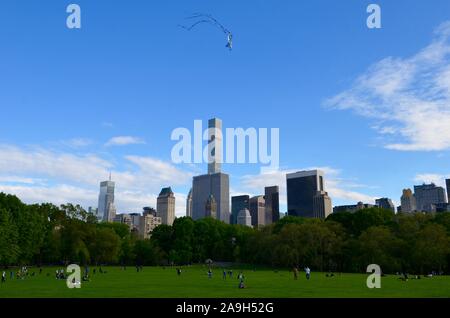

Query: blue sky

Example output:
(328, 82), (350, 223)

(1, 0), (450, 215)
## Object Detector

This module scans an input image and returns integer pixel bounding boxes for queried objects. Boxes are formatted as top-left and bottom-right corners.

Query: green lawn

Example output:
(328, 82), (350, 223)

(0, 266), (449, 298)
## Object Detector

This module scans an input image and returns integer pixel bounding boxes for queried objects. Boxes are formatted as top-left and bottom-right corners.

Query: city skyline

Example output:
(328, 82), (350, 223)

(1, 1), (450, 216)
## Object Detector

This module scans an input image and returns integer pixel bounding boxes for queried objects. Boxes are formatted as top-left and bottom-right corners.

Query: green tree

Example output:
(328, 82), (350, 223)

(0, 208), (20, 265)
(413, 224), (450, 274)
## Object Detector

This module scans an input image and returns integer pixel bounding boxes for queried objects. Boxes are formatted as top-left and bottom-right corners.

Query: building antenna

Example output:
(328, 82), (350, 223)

(109, 171), (112, 181)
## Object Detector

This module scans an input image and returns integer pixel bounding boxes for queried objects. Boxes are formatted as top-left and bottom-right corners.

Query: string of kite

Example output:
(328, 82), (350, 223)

(179, 13), (233, 50)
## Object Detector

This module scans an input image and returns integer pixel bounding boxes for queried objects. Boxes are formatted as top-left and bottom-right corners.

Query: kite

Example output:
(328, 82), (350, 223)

(179, 13), (233, 50)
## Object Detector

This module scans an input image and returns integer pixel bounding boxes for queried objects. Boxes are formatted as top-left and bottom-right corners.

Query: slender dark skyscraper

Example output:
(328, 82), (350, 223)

(186, 188), (193, 218)
(264, 186), (280, 224)
(446, 179), (450, 203)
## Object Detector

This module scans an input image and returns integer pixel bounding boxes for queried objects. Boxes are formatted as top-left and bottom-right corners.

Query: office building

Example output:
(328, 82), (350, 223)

(237, 209), (252, 227)
(98, 176), (116, 222)
(375, 198), (395, 212)
(446, 179), (450, 203)
(400, 189), (416, 213)
(313, 191), (332, 218)
(231, 195), (250, 225)
(207, 118), (223, 175)
(333, 202), (376, 213)
(129, 213), (141, 230)
(414, 183), (447, 212)
(138, 208), (161, 239)
(191, 118), (230, 223)
(113, 213), (132, 228)
(249, 195), (265, 226)
(286, 170), (332, 219)
(205, 194), (217, 219)
(264, 186), (280, 225)
(157, 187), (176, 226)
(186, 188), (193, 218)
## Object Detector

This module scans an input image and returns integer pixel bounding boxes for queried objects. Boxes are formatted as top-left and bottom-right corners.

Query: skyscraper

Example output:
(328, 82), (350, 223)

(414, 183), (447, 212)
(446, 179), (450, 203)
(157, 187), (176, 225)
(313, 191), (332, 218)
(192, 118), (230, 223)
(286, 170), (332, 219)
(98, 176), (115, 222)
(400, 189), (416, 213)
(205, 194), (217, 219)
(186, 188), (193, 218)
(231, 195), (250, 225)
(237, 209), (252, 227)
(139, 207), (161, 239)
(375, 198), (395, 212)
(207, 118), (223, 175)
(249, 195), (265, 227)
(264, 186), (280, 224)
(192, 172), (230, 223)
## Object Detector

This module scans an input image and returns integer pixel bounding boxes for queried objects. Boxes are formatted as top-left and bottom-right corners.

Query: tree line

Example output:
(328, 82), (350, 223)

(1, 192), (450, 274)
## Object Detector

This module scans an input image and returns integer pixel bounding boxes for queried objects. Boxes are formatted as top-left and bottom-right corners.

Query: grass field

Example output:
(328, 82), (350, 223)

(0, 266), (449, 298)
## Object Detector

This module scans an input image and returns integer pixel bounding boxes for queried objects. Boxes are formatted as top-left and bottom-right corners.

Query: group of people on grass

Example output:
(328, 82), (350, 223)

(203, 267), (245, 288)
(1, 266), (38, 283)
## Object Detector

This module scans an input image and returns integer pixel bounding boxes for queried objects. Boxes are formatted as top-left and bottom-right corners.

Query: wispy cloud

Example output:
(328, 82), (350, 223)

(63, 138), (93, 148)
(325, 21), (450, 151)
(0, 176), (46, 185)
(414, 173), (450, 187)
(101, 122), (114, 128)
(0, 145), (193, 214)
(105, 136), (146, 147)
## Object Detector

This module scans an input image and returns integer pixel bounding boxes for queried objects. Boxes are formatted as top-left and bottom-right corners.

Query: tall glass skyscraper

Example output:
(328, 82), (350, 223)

(286, 170), (332, 219)
(446, 179), (450, 203)
(264, 186), (280, 224)
(98, 177), (115, 222)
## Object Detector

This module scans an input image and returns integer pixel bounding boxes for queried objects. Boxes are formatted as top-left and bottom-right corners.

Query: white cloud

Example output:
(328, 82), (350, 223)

(105, 136), (146, 147)
(414, 173), (450, 187)
(325, 21), (450, 151)
(63, 138), (93, 148)
(0, 176), (46, 185)
(0, 145), (193, 214)
(0, 184), (97, 208)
